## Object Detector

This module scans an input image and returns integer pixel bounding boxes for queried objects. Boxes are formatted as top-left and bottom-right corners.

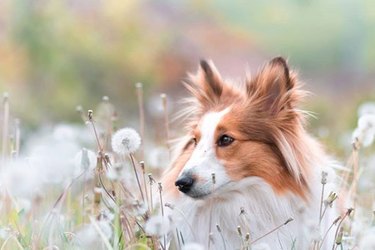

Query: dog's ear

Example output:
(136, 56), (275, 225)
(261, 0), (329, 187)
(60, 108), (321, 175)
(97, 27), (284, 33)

(247, 57), (299, 115)
(185, 60), (223, 106)
(198, 60), (223, 98)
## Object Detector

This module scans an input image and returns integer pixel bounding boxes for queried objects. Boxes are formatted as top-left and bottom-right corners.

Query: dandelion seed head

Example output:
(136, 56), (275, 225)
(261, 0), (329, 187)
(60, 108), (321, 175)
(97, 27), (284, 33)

(1, 160), (42, 200)
(165, 203), (175, 210)
(245, 233), (250, 241)
(237, 225), (242, 236)
(111, 127), (141, 154)
(75, 220), (112, 249)
(135, 82), (143, 88)
(321, 171), (328, 185)
(130, 200), (148, 216)
(147, 94), (174, 118)
(76, 105), (83, 112)
(358, 102), (375, 117)
(53, 124), (76, 142)
(320, 166), (336, 185)
(352, 114), (375, 147)
(74, 148), (96, 177)
(145, 215), (170, 236)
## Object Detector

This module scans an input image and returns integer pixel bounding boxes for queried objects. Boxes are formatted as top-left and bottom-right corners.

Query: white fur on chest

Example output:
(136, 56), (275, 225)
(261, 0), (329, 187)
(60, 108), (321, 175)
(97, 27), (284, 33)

(166, 174), (335, 250)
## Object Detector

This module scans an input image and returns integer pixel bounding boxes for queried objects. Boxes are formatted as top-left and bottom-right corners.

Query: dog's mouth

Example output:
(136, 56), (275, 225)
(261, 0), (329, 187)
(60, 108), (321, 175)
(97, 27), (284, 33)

(184, 190), (210, 199)
(180, 181), (232, 200)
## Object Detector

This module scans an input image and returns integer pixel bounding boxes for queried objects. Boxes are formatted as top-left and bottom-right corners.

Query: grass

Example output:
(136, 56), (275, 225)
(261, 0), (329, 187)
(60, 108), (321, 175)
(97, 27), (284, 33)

(0, 87), (374, 250)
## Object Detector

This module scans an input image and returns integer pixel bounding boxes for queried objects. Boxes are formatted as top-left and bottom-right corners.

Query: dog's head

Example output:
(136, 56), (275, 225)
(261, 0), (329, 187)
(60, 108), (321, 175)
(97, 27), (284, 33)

(172, 57), (312, 199)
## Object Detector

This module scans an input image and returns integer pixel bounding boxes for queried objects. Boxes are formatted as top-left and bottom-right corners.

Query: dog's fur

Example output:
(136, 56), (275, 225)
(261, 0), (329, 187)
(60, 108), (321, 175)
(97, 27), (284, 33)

(161, 57), (336, 249)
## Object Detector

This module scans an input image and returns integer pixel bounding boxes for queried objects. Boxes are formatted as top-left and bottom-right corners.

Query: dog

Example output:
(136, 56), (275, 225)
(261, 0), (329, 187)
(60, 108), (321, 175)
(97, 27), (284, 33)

(161, 57), (337, 249)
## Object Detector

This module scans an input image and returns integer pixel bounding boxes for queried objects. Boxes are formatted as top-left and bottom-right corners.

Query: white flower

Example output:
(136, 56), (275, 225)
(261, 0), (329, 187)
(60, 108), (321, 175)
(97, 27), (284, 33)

(352, 114), (375, 147)
(145, 215), (170, 236)
(111, 127), (141, 154)
(74, 148), (97, 177)
(181, 243), (205, 250)
(252, 243), (271, 250)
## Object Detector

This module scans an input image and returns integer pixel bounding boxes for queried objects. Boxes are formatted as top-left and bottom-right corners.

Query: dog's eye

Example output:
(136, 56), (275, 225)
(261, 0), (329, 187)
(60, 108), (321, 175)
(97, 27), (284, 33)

(217, 134), (234, 147)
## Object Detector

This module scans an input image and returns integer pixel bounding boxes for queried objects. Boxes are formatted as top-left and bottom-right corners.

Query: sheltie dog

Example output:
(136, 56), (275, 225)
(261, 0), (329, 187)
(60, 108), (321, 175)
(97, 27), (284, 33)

(161, 57), (337, 249)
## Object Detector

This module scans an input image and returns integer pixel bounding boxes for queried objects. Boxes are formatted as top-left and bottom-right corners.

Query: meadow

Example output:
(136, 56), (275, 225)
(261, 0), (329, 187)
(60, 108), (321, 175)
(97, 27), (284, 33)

(0, 1), (375, 249)
(0, 84), (374, 250)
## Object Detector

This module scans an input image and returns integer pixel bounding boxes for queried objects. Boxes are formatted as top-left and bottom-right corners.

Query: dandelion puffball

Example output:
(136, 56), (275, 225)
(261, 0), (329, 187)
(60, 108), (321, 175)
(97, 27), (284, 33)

(145, 215), (170, 236)
(74, 148), (97, 171)
(352, 114), (375, 147)
(74, 148), (97, 178)
(111, 127), (141, 154)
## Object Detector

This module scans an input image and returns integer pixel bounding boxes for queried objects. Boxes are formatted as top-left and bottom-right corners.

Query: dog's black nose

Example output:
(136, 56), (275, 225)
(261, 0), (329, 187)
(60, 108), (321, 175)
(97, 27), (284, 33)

(175, 176), (194, 193)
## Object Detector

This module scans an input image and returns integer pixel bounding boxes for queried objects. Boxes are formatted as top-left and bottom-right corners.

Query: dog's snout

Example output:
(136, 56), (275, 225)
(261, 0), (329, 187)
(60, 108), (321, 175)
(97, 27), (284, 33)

(175, 176), (195, 193)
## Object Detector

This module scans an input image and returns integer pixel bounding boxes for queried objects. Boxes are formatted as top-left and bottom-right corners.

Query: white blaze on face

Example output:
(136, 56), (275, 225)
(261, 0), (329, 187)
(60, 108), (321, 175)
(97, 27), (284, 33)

(179, 108), (231, 197)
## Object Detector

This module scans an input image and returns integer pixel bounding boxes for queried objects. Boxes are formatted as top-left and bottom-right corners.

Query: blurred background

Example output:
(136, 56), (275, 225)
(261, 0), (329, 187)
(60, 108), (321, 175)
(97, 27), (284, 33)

(0, 0), (375, 156)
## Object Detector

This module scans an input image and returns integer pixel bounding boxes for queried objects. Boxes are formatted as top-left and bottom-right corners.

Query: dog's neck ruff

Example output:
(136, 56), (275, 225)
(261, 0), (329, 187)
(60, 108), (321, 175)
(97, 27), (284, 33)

(165, 172), (335, 250)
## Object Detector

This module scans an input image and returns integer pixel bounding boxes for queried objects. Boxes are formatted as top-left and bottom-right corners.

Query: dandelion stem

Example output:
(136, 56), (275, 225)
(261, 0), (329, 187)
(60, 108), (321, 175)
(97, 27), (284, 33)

(319, 186), (325, 226)
(89, 217), (114, 250)
(160, 94), (170, 153)
(2, 93), (10, 162)
(136, 83), (145, 160)
(14, 119), (20, 158)
(148, 174), (154, 212)
(339, 139), (359, 197)
(129, 154), (145, 202)
(208, 173), (215, 249)
(331, 208), (353, 250)
(120, 212), (133, 242)
(98, 171), (116, 204)
(76, 105), (87, 122)
(0, 234), (25, 250)
(158, 183), (164, 217)
(251, 218), (293, 245)
(175, 228), (182, 249)
(319, 172), (327, 227)
(140, 161), (149, 212)
(158, 182), (166, 250)
(38, 168), (92, 244)
(319, 216), (341, 250)
(88, 110), (104, 153)
(237, 226), (245, 248)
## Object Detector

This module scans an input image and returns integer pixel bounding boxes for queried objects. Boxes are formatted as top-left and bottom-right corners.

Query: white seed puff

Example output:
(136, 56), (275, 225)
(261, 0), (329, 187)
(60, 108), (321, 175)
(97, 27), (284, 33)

(111, 127), (141, 154)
